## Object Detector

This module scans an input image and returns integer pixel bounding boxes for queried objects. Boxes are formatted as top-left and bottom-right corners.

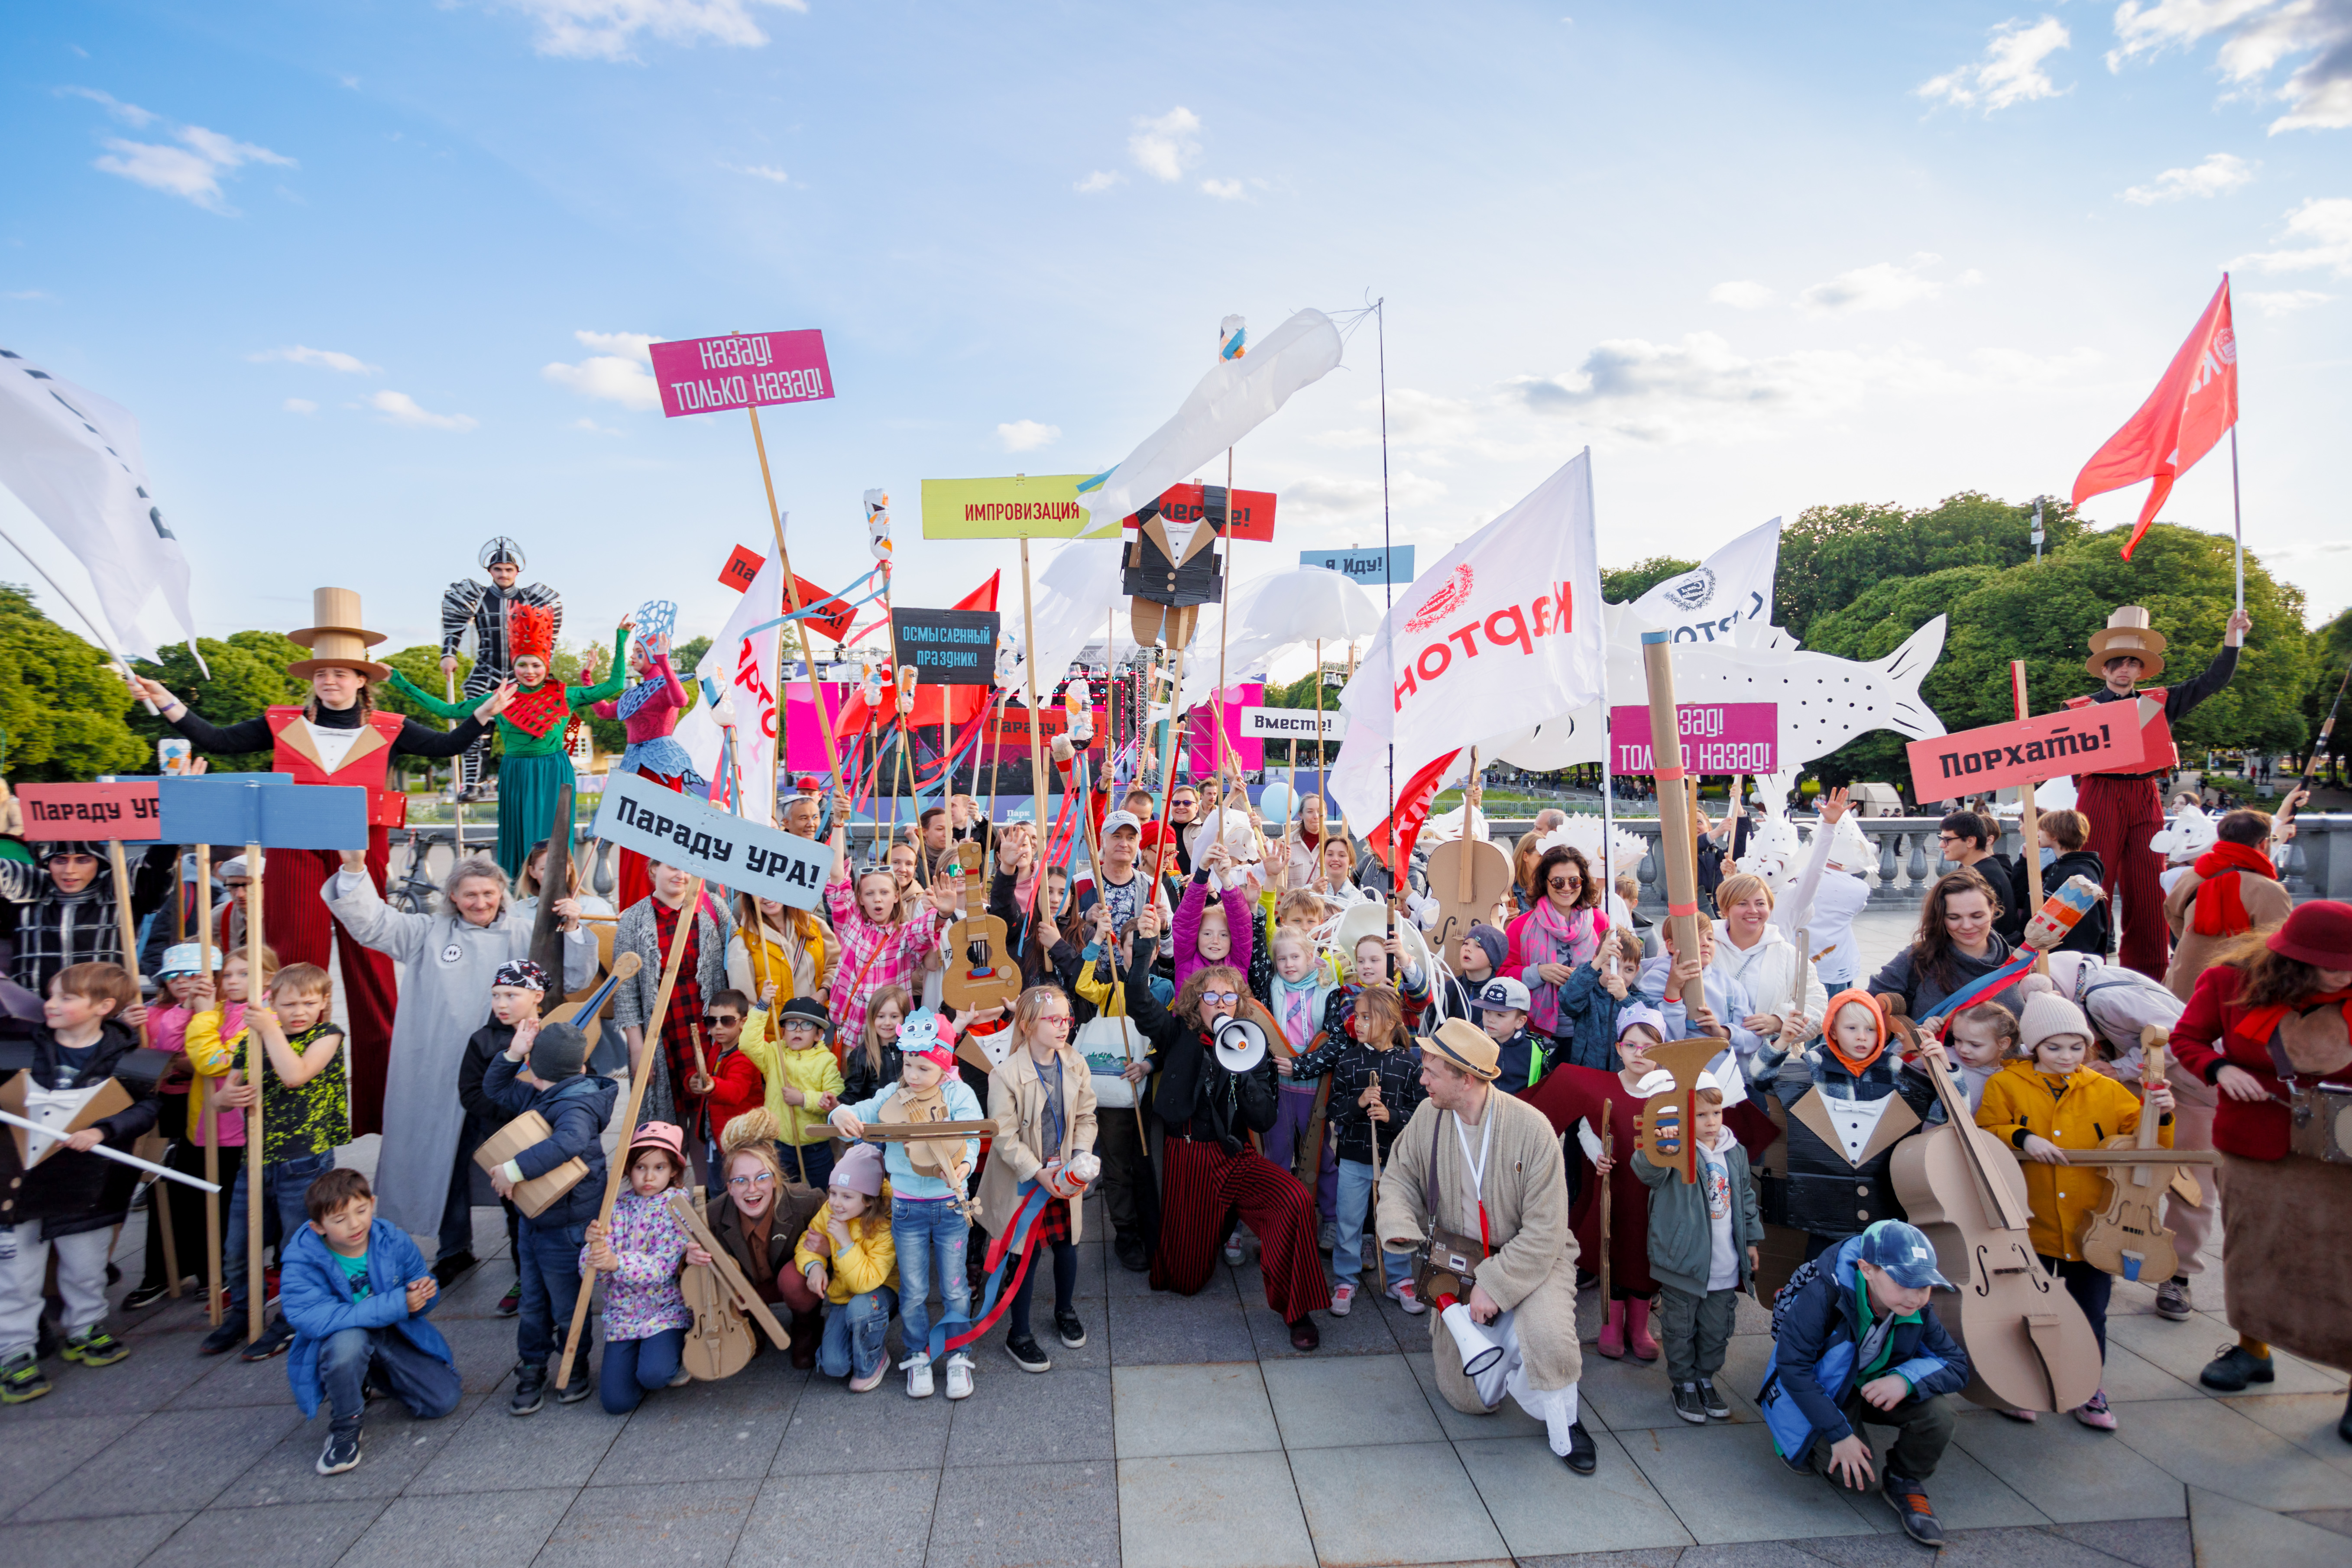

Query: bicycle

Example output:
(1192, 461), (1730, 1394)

(386, 826), (454, 914)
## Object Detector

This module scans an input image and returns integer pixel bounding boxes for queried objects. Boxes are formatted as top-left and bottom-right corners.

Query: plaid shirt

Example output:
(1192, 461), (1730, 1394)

(824, 879), (940, 1036)
(0, 859), (123, 995)
(648, 898), (709, 1127)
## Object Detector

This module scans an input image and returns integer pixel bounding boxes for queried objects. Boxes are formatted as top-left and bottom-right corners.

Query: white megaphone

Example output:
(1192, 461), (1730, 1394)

(1439, 1300), (1515, 1409)
(1212, 1016), (1268, 1073)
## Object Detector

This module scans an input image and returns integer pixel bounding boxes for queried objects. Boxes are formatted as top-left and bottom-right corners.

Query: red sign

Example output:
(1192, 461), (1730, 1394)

(1905, 704), (2149, 800)
(647, 330), (833, 418)
(17, 781), (163, 842)
(983, 706), (1107, 752)
(1124, 483), (1277, 543)
(713, 545), (858, 643)
(717, 544), (764, 593)
(1609, 703), (1778, 776)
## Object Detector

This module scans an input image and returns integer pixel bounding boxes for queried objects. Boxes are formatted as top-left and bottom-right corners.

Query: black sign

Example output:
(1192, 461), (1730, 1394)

(890, 607), (1001, 685)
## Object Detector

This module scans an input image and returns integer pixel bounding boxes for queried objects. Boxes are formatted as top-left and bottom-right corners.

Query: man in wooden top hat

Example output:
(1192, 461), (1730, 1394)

(132, 588), (512, 1135)
(440, 538), (562, 800)
(2062, 603), (2249, 980)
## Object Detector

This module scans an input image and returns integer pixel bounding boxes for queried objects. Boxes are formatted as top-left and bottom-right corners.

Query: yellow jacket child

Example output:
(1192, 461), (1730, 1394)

(740, 996), (845, 1148)
(1977, 1022), (2172, 1263)
(792, 1150), (897, 1304)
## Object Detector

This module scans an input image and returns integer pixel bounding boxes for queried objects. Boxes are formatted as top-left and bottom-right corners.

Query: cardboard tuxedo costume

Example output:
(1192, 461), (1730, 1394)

(0, 1022), (170, 1237)
(440, 536), (564, 795)
(1123, 488), (1231, 647)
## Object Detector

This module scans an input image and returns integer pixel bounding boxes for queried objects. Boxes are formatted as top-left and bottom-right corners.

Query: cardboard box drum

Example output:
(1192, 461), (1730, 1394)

(473, 1111), (589, 1217)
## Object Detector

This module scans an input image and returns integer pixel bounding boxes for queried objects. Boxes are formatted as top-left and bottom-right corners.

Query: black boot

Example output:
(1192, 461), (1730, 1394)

(1563, 1420), (1597, 1475)
(509, 1361), (547, 1416)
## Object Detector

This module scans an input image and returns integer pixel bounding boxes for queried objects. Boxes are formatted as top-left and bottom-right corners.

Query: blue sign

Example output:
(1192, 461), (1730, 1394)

(157, 775), (368, 850)
(1299, 546), (1413, 585)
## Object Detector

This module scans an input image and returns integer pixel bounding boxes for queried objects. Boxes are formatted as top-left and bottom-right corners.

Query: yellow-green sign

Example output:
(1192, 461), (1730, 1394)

(920, 474), (1122, 540)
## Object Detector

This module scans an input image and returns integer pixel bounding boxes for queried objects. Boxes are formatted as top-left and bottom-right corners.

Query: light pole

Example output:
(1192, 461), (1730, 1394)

(2031, 495), (2045, 562)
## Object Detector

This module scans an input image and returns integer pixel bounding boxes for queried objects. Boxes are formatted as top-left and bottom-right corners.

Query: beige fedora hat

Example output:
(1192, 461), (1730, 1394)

(2085, 605), (2166, 681)
(1419, 1018), (1501, 1082)
(287, 587), (391, 680)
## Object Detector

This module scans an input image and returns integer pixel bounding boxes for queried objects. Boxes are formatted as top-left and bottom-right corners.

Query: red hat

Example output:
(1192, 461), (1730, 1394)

(508, 602), (557, 664)
(2268, 901), (2352, 969)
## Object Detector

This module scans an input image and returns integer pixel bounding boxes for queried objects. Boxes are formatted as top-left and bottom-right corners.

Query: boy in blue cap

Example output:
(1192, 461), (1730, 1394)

(1756, 1218), (1970, 1548)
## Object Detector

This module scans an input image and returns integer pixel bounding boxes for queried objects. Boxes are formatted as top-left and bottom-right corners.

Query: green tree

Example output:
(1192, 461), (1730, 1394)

(0, 585), (147, 780)
(129, 631), (306, 772)
(1776, 492), (2085, 645)
(2303, 609), (2352, 784)
(1601, 557), (1698, 602)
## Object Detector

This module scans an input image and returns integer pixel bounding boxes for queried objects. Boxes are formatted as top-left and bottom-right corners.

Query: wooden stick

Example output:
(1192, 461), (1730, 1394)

(1639, 635), (1702, 1007)
(1018, 539), (1053, 893)
(556, 874), (704, 1388)
(1598, 1100), (1613, 1306)
(666, 1191), (789, 1348)
(244, 837), (265, 1344)
(748, 403), (846, 806)
(2011, 662), (2048, 978)
(106, 841), (179, 1298)
(197, 846), (220, 1325)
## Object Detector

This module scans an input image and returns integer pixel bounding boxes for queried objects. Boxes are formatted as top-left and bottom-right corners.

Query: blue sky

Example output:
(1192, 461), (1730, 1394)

(4, 0), (2349, 664)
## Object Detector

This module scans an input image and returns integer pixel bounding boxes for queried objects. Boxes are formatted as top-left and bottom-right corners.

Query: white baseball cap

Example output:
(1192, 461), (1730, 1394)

(1102, 810), (1143, 836)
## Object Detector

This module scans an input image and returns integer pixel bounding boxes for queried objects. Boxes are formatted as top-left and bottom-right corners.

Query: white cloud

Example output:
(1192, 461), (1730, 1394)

(2109, 0), (2352, 133)
(573, 417), (624, 435)
(1797, 253), (1970, 314)
(2119, 151), (2258, 203)
(1919, 16), (2071, 113)
(543, 330), (660, 410)
(498, 0), (808, 62)
(2244, 287), (2334, 313)
(89, 109), (295, 215)
(1708, 279), (1775, 309)
(4, 289), (52, 301)
(1200, 178), (1245, 200)
(996, 419), (1061, 452)
(722, 162), (790, 183)
(2232, 196), (2352, 276)
(249, 344), (382, 375)
(368, 390), (477, 431)
(1129, 107), (1201, 181)
(59, 87), (157, 126)
(282, 397), (317, 415)
(1074, 169), (1124, 194)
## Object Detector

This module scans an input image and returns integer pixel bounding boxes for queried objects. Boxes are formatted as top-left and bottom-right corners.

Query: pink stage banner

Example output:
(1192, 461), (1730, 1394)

(1608, 702), (1778, 775)
(1187, 684), (1265, 778)
(648, 331), (835, 419)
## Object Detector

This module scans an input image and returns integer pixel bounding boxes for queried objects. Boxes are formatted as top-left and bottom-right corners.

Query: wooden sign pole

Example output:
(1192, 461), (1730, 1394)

(197, 845), (221, 1324)
(2011, 661), (2049, 978)
(106, 839), (178, 1298)
(556, 874), (703, 1389)
(1639, 633), (1703, 1003)
(748, 404), (846, 808)
(1018, 540), (1052, 903)
(244, 837), (265, 1344)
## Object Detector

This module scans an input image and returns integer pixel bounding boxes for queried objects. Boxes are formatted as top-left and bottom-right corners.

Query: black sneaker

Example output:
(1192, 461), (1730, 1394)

(1697, 1376), (1731, 1420)
(63, 1325), (129, 1367)
(496, 1281), (522, 1318)
(556, 1363), (594, 1404)
(239, 1317), (295, 1362)
(316, 1429), (362, 1476)
(510, 1364), (547, 1416)
(123, 1281), (174, 1311)
(1883, 1475), (1943, 1546)
(1563, 1419), (1597, 1475)
(2200, 1342), (2275, 1391)
(1005, 1335), (1052, 1373)
(1055, 1309), (1087, 1349)
(431, 1251), (477, 1289)
(0, 1350), (50, 1405)
(199, 1316), (246, 1356)
(1114, 1236), (1150, 1273)
(1672, 1381), (1708, 1424)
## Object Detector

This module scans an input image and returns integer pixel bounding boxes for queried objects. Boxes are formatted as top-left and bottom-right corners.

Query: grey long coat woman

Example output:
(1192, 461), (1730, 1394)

(326, 859), (597, 1241)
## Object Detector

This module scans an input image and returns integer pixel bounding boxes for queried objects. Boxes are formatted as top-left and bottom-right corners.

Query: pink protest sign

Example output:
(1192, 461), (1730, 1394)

(1905, 705), (2147, 800)
(1188, 684), (1265, 778)
(648, 331), (835, 418)
(1609, 702), (1777, 775)
(16, 781), (164, 842)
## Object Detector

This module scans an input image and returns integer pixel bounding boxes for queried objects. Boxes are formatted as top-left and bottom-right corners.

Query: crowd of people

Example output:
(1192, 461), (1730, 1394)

(0, 589), (2342, 1555)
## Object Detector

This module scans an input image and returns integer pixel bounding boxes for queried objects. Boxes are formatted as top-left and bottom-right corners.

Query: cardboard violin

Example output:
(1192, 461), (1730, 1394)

(545, 951), (643, 1058)
(2079, 1029), (2187, 1285)
(940, 841), (1021, 1012)
(668, 1190), (789, 1380)
(1425, 753), (1510, 969)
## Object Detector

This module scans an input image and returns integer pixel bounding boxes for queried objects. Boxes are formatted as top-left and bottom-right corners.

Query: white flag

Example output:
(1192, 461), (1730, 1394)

(0, 347), (202, 663)
(676, 548), (783, 828)
(1332, 451), (1606, 855)
(1628, 514), (1781, 643)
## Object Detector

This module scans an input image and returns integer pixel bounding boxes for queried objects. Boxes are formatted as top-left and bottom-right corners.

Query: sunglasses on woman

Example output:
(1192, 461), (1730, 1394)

(1549, 875), (1581, 890)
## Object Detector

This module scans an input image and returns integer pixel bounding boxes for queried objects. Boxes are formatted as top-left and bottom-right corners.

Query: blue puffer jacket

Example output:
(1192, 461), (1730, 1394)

(1756, 1231), (1970, 1461)
(280, 1219), (454, 1419)
(480, 1058), (618, 1229)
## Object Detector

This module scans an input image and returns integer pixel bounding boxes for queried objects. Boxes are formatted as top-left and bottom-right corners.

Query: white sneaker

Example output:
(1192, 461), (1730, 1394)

(1330, 1282), (1355, 1317)
(944, 1352), (974, 1400)
(901, 1352), (934, 1399)
(1224, 1238), (1246, 1267)
(1386, 1279), (1427, 1315)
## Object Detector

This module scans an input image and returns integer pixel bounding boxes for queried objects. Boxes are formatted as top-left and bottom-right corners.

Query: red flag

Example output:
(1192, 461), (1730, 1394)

(2072, 277), (2238, 560)
(1359, 748), (1463, 876)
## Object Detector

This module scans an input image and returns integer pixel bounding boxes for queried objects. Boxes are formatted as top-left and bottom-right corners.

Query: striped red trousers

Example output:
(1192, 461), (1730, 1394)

(1152, 1134), (1332, 1322)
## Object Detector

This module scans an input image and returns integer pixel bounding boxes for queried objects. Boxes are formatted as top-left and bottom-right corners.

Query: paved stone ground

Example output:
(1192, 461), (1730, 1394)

(4, 910), (2347, 1567)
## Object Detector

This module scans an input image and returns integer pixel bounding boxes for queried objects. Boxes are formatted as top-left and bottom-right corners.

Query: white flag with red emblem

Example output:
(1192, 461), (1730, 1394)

(1332, 450), (1607, 867)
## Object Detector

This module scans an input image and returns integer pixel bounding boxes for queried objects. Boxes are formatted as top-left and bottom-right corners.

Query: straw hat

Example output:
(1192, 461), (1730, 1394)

(2085, 606), (2166, 681)
(1420, 1018), (1500, 1081)
(287, 587), (391, 680)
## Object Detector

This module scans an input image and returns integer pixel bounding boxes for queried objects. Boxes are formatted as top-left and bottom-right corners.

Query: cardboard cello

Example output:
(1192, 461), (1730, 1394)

(1888, 1002), (2103, 1413)
(1424, 749), (1510, 969)
(2079, 1029), (2187, 1285)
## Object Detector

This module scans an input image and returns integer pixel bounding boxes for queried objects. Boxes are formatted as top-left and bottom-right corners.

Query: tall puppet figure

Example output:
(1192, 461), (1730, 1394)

(131, 588), (508, 1134)
(590, 604), (703, 911)
(2063, 604), (2248, 980)
(440, 538), (563, 800)
(1124, 488), (1228, 648)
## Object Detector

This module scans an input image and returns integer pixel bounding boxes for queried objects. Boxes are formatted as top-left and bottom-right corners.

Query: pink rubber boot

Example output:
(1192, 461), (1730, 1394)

(1598, 1299), (1627, 1360)
(1627, 1296), (1660, 1362)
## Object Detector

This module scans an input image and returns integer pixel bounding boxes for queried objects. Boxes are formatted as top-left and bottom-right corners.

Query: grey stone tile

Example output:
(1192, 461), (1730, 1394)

(1457, 1431), (1694, 1556)
(1118, 1452), (1317, 1568)
(2222, 1392), (2352, 1475)
(1286, 1440), (1509, 1566)
(1947, 1406), (2187, 1524)
(1103, 1284), (1257, 1366)
(0, 1510), (191, 1568)
(2188, 1485), (2352, 1568)
(1068, 1236), (1108, 1300)
(1101, 1241), (1156, 1296)
(944, 1366), (1111, 1468)
(1574, 1341), (1687, 1435)
(2290, 1509), (2352, 1539)
(535, 1480), (758, 1565)
(2112, 1397), (2350, 1511)
(925, 1458), (1119, 1568)
(214, 1395), (485, 1506)
(1263, 1351), (1443, 1449)
(141, 1499), (386, 1568)
(1112, 1363), (1280, 1458)
(1794, 1526), (2119, 1566)
(2106, 1312), (2344, 1396)
(3, 1331), (219, 1419)
(735, 1469), (938, 1566)
(1513, 1550), (1692, 1568)
(1824, 1421), (2048, 1534)
(163, 1340), (312, 1409)
(439, 1313), (534, 1395)
(405, 1391), (621, 1494)
(956, 1293), (1110, 1371)
(589, 1369), (798, 1486)
(119, 1287), (218, 1338)
(2046, 1516), (2195, 1568)
(1245, 1276), (1402, 1360)
(778, 1370), (952, 1474)
(13, 1405), (301, 1520)
(0, 1412), (144, 1519)
(433, 1251), (525, 1319)
(2092, 1340), (2208, 1403)
(1400, 1341), (1554, 1440)
(341, 1487), (575, 1559)
(1617, 1419), (1876, 1545)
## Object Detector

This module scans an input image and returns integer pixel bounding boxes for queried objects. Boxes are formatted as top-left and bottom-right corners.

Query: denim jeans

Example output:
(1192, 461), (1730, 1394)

(599, 1327), (684, 1414)
(1264, 1083), (1319, 1175)
(1331, 1159), (1409, 1290)
(317, 1325), (462, 1437)
(516, 1213), (592, 1369)
(781, 1139), (833, 1192)
(892, 1197), (970, 1356)
(817, 1286), (897, 1380)
(224, 1150), (337, 1311)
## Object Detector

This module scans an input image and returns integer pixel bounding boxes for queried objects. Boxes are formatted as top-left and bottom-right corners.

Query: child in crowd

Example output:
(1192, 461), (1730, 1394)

(1554, 927), (1646, 1072)
(582, 1121), (694, 1414)
(1634, 1077), (1762, 1425)
(0, 964), (159, 1403)
(127, 943), (222, 1309)
(281, 1168), (460, 1475)
(1474, 976), (1545, 1089)
(840, 984), (912, 1105)
(754, 995), (843, 1189)
(1320, 929), (1431, 1038)
(1072, 915), (1164, 1274)
(481, 1016), (616, 1414)
(830, 1009), (984, 1400)
(1943, 1001), (2018, 1111)
(823, 851), (946, 1042)
(1763, 991), (1941, 1265)
(978, 988), (1101, 1374)
(1176, 844), (1257, 988)
(1280, 986), (1426, 1316)
(1436, 923), (1507, 1022)
(1976, 992), (2172, 1432)
(1260, 928), (1332, 1179)
(459, 959), (547, 1319)
(179, 948), (269, 1313)
(700, 988), (772, 1180)
(1526, 1004), (1668, 1361)
(191, 962), (349, 1361)
(795, 1142), (898, 1393)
